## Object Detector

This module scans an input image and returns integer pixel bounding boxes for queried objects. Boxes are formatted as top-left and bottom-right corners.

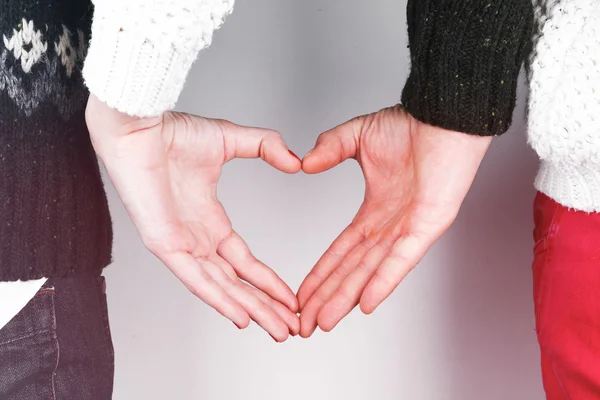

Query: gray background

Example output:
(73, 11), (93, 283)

(102, 0), (544, 398)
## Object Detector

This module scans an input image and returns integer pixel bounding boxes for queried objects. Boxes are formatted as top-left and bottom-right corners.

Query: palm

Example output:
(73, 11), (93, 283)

(356, 106), (464, 252)
(150, 115), (234, 257)
(297, 105), (491, 337)
(87, 96), (302, 341)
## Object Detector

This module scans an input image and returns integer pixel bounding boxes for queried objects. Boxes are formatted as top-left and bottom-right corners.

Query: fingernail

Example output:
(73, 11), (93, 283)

(288, 149), (300, 160)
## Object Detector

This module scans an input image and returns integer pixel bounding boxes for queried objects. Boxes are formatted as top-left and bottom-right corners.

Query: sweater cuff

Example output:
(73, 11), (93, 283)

(83, 1), (234, 117)
(83, 30), (185, 117)
(401, 0), (533, 136)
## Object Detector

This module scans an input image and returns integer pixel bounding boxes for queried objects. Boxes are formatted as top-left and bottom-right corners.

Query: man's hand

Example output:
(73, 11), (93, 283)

(86, 95), (301, 342)
(297, 105), (491, 337)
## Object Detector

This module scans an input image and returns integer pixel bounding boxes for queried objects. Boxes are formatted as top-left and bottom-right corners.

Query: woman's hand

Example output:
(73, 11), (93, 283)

(297, 105), (491, 337)
(86, 95), (301, 342)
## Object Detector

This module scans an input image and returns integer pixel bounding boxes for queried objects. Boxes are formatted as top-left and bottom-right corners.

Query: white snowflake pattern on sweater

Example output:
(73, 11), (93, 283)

(2, 19), (48, 73)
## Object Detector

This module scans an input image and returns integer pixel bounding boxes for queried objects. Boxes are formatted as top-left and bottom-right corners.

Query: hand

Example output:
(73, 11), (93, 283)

(297, 105), (491, 337)
(86, 95), (301, 342)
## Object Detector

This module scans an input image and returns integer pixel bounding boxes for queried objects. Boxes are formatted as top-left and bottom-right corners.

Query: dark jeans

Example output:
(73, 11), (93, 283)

(0, 274), (114, 399)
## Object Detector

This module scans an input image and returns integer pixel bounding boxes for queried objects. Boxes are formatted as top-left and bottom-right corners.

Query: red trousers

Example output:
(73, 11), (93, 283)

(533, 192), (600, 399)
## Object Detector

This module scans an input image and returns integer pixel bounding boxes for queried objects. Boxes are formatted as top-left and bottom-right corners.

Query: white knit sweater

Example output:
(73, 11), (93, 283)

(83, 0), (234, 117)
(528, 0), (600, 212)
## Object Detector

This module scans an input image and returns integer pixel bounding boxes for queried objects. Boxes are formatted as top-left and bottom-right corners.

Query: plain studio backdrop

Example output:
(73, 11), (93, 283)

(102, 0), (544, 399)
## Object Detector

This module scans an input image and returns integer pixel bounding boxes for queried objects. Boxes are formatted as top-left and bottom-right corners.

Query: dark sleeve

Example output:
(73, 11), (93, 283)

(401, 0), (533, 136)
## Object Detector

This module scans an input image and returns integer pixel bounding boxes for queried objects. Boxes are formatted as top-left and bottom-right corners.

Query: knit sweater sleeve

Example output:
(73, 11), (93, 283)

(82, 0), (234, 117)
(401, 0), (533, 136)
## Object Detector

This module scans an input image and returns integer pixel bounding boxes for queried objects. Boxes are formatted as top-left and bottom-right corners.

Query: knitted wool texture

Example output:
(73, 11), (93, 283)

(402, 0), (533, 136)
(83, 0), (234, 117)
(0, 0), (112, 281)
(528, 0), (600, 212)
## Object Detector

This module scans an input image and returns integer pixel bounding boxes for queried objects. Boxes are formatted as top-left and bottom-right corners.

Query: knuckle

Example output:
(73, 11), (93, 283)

(373, 269), (397, 289)
(265, 130), (282, 140)
(334, 285), (353, 304)
(355, 258), (373, 273)
(330, 266), (348, 281)
(388, 248), (411, 264)
(379, 234), (397, 249)
(309, 270), (329, 283)
(313, 288), (328, 303)
(186, 283), (204, 299)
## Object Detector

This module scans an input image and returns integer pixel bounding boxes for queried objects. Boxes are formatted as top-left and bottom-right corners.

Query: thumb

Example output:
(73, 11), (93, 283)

(302, 117), (362, 174)
(221, 121), (301, 174)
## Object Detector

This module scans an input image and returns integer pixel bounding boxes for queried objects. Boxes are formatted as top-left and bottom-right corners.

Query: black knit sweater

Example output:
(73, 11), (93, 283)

(402, 0), (534, 136)
(0, 0), (112, 281)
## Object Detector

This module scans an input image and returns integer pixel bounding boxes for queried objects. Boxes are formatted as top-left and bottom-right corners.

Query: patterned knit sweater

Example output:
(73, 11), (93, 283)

(528, 0), (600, 212)
(0, 0), (112, 281)
(0, 0), (235, 281)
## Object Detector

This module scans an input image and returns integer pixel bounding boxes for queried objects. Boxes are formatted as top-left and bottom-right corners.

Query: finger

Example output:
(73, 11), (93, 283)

(203, 256), (291, 342)
(299, 240), (371, 338)
(302, 117), (362, 174)
(211, 254), (299, 336)
(221, 122), (301, 174)
(317, 243), (389, 332)
(218, 232), (298, 313)
(360, 234), (430, 314)
(161, 252), (250, 329)
(297, 226), (364, 311)
(243, 284), (300, 336)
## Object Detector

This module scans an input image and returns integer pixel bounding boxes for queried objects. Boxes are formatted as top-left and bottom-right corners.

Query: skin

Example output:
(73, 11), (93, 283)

(86, 96), (490, 342)
(86, 95), (301, 342)
(297, 104), (492, 338)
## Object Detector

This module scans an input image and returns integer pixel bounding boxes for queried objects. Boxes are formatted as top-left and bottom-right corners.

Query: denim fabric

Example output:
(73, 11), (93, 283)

(0, 274), (114, 399)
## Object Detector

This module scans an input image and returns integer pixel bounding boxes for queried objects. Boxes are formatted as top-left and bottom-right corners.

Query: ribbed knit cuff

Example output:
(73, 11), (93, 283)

(535, 160), (600, 213)
(83, 28), (192, 117)
(83, 1), (234, 117)
(401, 0), (533, 136)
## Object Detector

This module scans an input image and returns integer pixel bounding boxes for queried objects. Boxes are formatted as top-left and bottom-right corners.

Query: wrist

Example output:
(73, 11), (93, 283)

(409, 111), (493, 157)
(85, 95), (164, 157)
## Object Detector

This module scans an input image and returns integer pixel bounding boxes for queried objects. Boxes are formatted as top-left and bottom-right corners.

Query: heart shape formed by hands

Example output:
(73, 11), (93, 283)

(86, 97), (491, 342)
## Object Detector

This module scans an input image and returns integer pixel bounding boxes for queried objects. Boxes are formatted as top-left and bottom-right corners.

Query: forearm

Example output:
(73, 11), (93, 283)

(401, 0), (533, 136)
(83, 0), (234, 117)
